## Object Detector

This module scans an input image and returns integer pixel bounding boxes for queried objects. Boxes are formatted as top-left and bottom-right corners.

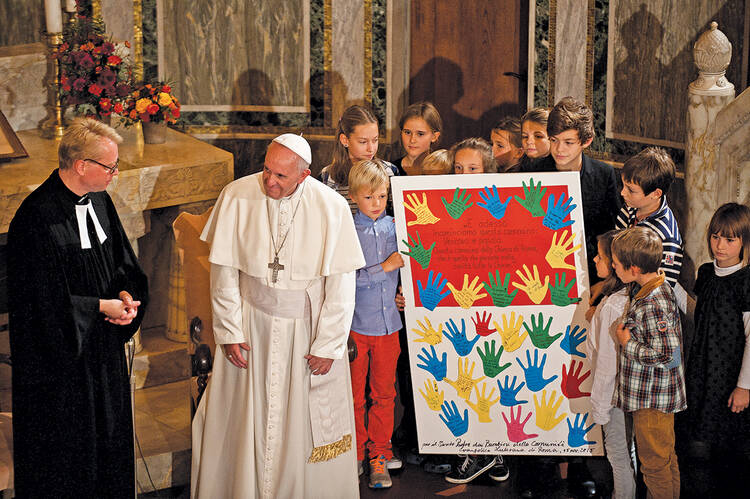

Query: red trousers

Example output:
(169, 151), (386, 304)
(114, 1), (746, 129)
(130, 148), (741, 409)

(349, 330), (401, 461)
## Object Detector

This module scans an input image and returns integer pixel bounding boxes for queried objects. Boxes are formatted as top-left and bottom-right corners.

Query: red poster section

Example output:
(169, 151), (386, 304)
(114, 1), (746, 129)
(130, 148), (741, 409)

(403, 184), (579, 308)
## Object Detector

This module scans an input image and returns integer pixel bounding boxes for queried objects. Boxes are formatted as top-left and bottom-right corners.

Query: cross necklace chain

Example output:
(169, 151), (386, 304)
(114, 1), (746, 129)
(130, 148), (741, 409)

(266, 183), (305, 283)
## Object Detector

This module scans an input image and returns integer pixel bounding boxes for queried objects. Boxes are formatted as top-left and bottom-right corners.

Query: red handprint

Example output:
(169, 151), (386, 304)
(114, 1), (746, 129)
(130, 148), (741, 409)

(502, 405), (538, 442)
(562, 359), (591, 399)
(471, 311), (496, 337)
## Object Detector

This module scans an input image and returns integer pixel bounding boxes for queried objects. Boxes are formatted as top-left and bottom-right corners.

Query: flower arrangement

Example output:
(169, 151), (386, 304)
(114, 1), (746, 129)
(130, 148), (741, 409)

(55, 15), (133, 119)
(121, 82), (181, 125)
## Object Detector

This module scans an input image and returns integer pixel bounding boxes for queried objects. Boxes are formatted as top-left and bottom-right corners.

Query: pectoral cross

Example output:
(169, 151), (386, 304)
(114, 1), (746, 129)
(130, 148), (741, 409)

(268, 256), (284, 283)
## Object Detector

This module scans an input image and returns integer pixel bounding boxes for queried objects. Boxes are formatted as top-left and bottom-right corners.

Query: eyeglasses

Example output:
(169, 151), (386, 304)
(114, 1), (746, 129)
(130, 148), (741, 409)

(85, 158), (119, 174)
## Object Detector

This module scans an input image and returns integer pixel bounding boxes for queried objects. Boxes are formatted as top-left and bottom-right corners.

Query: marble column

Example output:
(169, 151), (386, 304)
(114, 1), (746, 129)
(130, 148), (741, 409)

(684, 22), (734, 271)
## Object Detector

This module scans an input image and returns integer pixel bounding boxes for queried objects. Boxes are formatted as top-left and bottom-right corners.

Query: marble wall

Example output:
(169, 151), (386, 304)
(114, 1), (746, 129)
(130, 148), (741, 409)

(0, 44), (46, 131)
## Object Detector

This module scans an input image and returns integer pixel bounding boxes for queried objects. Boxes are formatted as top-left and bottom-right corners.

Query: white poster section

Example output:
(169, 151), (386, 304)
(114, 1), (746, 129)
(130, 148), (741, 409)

(392, 172), (604, 456)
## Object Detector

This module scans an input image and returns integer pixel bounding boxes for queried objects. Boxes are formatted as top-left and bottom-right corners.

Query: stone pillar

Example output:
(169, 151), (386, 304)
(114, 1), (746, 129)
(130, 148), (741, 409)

(684, 22), (734, 273)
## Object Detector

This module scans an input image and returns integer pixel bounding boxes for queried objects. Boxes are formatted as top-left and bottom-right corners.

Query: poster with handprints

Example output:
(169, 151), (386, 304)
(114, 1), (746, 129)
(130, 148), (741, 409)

(392, 172), (604, 456)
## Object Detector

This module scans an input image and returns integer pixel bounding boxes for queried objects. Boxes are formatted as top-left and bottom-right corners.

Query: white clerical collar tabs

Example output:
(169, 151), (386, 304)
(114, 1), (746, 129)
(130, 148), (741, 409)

(75, 200), (107, 249)
(273, 133), (312, 165)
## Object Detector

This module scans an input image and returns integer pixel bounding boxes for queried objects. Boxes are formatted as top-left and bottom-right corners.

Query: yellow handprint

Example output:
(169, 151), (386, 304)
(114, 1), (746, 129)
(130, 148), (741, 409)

(467, 382), (500, 423)
(545, 230), (582, 270)
(493, 312), (528, 352)
(512, 264), (550, 304)
(445, 358), (486, 400)
(446, 274), (488, 309)
(534, 389), (567, 431)
(418, 379), (444, 411)
(404, 192), (441, 226)
(412, 316), (443, 345)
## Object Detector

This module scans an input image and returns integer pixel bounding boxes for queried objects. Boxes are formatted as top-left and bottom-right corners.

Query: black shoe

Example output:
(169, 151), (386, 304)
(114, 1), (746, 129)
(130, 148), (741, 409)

(488, 455), (510, 482)
(445, 455), (496, 484)
(567, 461), (597, 498)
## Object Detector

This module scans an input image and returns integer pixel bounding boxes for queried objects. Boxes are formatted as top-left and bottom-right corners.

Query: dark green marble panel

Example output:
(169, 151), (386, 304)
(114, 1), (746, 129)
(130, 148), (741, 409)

(372, 0), (387, 126)
(0, 0), (45, 46)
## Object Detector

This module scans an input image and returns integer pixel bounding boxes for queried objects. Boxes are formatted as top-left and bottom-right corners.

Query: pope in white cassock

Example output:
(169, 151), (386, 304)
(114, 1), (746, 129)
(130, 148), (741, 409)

(191, 133), (365, 498)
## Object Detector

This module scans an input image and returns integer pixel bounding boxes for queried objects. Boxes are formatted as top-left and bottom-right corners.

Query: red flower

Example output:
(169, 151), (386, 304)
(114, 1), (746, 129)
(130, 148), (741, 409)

(99, 98), (111, 110)
(116, 82), (131, 97)
(88, 83), (104, 96)
(113, 102), (124, 114)
(72, 78), (87, 91)
(162, 85), (171, 93)
(107, 55), (122, 66)
(146, 103), (160, 115)
(129, 109), (138, 119)
(171, 107), (180, 118)
(72, 51), (95, 70)
(97, 68), (116, 88)
(102, 42), (115, 55)
(139, 112), (151, 123)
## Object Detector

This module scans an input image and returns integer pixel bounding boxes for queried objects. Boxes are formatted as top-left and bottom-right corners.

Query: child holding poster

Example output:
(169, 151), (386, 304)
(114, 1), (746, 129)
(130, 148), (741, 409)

(612, 227), (686, 499)
(320, 104), (399, 214)
(348, 159), (405, 488)
(588, 230), (636, 499)
(394, 101), (443, 175)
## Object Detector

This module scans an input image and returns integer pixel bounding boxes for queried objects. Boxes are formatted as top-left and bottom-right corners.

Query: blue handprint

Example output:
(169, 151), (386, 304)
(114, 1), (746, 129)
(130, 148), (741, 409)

(567, 413), (597, 447)
(439, 400), (469, 437)
(477, 185), (512, 220)
(497, 375), (528, 407)
(444, 318), (481, 357)
(416, 345), (447, 381)
(543, 193), (576, 230)
(515, 349), (558, 392)
(417, 270), (451, 311)
(560, 325), (587, 358)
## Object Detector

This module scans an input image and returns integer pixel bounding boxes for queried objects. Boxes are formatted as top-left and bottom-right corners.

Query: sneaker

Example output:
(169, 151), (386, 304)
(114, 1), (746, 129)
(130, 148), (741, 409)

(358, 460), (364, 476)
(387, 455), (403, 470)
(369, 455), (392, 489)
(488, 455), (510, 482)
(444, 454), (496, 484)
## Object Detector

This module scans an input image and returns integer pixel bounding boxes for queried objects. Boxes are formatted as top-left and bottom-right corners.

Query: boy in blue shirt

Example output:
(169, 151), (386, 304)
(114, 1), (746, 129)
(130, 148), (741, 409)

(348, 159), (404, 488)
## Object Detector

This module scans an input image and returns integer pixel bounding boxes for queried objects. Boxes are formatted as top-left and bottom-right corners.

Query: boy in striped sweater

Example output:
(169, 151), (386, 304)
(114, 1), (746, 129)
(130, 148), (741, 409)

(616, 147), (683, 287)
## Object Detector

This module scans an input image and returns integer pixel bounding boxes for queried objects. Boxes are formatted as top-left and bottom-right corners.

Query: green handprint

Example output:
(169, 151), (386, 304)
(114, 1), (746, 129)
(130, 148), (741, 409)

(477, 339), (512, 378)
(548, 273), (582, 307)
(514, 178), (547, 217)
(523, 312), (562, 349)
(441, 187), (473, 219)
(482, 270), (518, 307)
(401, 231), (435, 270)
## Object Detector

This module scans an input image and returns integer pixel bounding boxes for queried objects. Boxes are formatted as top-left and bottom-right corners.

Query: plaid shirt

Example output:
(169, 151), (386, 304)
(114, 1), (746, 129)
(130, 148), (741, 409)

(615, 197), (683, 287)
(614, 276), (687, 413)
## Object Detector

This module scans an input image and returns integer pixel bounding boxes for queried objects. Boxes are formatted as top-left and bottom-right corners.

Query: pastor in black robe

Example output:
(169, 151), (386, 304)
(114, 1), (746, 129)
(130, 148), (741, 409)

(7, 169), (148, 499)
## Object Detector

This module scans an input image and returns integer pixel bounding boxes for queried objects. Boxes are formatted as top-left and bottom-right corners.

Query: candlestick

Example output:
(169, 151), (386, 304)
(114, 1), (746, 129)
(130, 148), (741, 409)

(65, 0), (76, 13)
(44, 0), (63, 33)
(38, 31), (66, 140)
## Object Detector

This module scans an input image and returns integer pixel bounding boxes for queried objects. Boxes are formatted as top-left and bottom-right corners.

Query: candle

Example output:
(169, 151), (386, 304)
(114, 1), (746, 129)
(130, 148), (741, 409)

(65, 0), (76, 13)
(45, 0), (63, 33)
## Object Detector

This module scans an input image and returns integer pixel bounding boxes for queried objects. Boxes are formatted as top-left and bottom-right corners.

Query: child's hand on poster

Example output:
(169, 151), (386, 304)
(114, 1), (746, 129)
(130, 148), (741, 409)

(560, 325), (588, 358)
(439, 400), (469, 437)
(412, 316), (443, 345)
(401, 231), (435, 270)
(467, 383), (500, 423)
(441, 187), (473, 219)
(404, 192), (441, 226)
(471, 311), (496, 336)
(542, 193), (576, 230)
(446, 274), (488, 309)
(395, 285), (405, 311)
(514, 178), (547, 217)
(545, 230), (581, 270)
(498, 375), (528, 406)
(483, 271), (518, 307)
(513, 264), (550, 304)
(516, 349), (558, 392)
(417, 270), (451, 311)
(561, 359), (592, 399)
(567, 413), (597, 447)
(477, 184), (512, 220)
(476, 339), (511, 378)
(445, 358), (486, 400)
(444, 318), (481, 356)
(524, 312), (563, 349)
(493, 312), (528, 352)
(534, 389), (567, 431)
(548, 273), (582, 307)
(416, 345), (447, 381)
(419, 379), (444, 411)
(502, 405), (539, 442)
